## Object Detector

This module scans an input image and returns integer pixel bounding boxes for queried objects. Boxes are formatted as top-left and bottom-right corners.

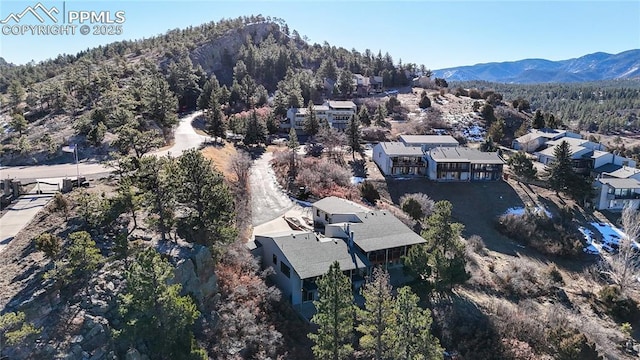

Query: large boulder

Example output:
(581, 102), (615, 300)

(173, 245), (218, 309)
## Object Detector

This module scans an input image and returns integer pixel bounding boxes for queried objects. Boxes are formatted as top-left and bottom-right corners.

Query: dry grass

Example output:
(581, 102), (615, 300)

(200, 141), (238, 181)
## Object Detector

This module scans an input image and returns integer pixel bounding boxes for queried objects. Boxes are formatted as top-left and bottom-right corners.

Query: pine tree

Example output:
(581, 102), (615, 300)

(487, 117), (505, 144)
(177, 149), (237, 250)
(287, 127), (299, 150)
(359, 106), (371, 126)
(357, 268), (396, 360)
(393, 287), (443, 360)
(345, 114), (362, 159)
(244, 110), (267, 145)
(404, 201), (468, 292)
(0, 311), (40, 355)
(532, 109), (545, 129)
(143, 73), (178, 138)
(374, 104), (387, 127)
(508, 152), (537, 180)
(309, 261), (355, 360)
(545, 140), (574, 195)
(9, 113), (28, 136)
(136, 156), (178, 242)
(8, 80), (25, 107)
(546, 113), (559, 129)
(207, 92), (226, 138)
(303, 100), (320, 136)
(118, 248), (201, 358)
(50, 231), (103, 285)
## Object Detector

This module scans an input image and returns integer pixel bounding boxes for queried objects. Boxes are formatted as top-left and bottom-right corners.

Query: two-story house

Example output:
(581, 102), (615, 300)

(426, 147), (504, 181)
(254, 197), (425, 310)
(373, 135), (459, 176)
(285, 101), (357, 132)
(594, 177), (640, 211)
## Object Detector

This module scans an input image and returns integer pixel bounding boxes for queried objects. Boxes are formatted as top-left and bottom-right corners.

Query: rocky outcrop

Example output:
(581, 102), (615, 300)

(173, 245), (219, 310)
(188, 22), (279, 83)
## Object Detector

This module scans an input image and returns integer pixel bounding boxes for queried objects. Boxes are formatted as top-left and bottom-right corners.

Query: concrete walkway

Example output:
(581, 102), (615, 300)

(0, 194), (53, 253)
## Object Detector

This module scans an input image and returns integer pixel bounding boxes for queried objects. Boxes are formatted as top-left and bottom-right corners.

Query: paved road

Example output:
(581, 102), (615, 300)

(249, 152), (295, 226)
(0, 194), (53, 253)
(153, 111), (207, 157)
(0, 112), (207, 253)
(0, 111), (206, 181)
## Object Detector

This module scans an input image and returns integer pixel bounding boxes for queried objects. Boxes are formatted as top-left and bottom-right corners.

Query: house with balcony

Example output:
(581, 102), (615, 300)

(426, 147), (505, 181)
(285, 101), (357, 132)
(253, 197), (425, 311)
(594, 177), (640, 211)
(372, 135), (459, 176)
(373, 142), (426, 176)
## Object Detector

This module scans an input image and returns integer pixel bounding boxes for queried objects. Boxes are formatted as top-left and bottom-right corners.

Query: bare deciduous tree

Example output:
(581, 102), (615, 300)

(598, 205), (640, 295)
(228, 150), (253, 190)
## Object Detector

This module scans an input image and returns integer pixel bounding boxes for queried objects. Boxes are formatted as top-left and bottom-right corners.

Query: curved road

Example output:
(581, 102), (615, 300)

(0, 111), (205, 180)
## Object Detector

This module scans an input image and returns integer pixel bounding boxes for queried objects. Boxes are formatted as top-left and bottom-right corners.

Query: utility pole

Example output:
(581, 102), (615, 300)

(75, 144), (80, 183)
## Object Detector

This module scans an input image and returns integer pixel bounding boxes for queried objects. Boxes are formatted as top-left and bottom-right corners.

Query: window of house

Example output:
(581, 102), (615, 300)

(272, 254), (277, 265)
(316, 209), (320, 217)
(280, 262), (291, 278)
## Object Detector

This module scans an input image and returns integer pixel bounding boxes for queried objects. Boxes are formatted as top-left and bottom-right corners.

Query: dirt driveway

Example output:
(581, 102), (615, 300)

(386, 178), (525, 255)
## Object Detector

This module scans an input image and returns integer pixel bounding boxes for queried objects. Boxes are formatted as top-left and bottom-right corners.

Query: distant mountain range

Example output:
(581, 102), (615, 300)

(433, 50), (640, 84)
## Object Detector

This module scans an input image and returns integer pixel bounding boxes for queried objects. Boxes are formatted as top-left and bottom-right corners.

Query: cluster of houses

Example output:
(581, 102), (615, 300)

(512, 128), (639, 211)
(252, 196), (425, 312)
(372, 135), (505, 181)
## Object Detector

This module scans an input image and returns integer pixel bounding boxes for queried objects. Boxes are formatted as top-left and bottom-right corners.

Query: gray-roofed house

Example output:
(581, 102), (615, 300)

(426, 147), (505, 181)
(372, 142), (426, 176)
(372, 135), (459, 176)
(399, 134), (459, 150)
(253, 196), (426, 309)
(594, 177), (640, 211)
(254, 231), (369, 306)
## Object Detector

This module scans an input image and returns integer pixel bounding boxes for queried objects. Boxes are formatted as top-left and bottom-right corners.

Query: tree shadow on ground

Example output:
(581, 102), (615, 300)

(387, 179), (524, 256)
(349, 159), (368, 178)
(429, 292), (507, 360)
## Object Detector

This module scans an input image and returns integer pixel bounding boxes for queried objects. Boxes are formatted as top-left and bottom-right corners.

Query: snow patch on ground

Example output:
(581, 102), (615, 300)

(504, 206), (552, 218)
(579, 226), (600, 255)
(590, 222), (638, 250)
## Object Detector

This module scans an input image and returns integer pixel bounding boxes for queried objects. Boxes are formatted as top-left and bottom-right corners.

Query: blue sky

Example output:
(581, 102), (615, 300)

(1, 1), (638, 69)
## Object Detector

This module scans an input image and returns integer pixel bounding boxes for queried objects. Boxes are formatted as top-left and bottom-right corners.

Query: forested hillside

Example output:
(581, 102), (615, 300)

(453, 80), (640, 134)
(0, 15), (420, 165)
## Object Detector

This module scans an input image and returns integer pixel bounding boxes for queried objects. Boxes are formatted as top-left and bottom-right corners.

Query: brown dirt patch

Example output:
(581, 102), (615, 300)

(201, 141), (238, 181)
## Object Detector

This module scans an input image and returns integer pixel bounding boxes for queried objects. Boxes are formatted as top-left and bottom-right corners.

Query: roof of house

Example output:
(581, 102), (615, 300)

(594, 163), (623, 174)
(428, 147), (504, 164)
(536, 143), (590, 159)
(292, 105), (330, 115)
(328, 101), (356, 109)
(313, 196), (371, 215)
(597, 178), (640, 189)
(514, 128), (567, 143)
(605, 166), (640, 179)
(376, 142), (424, 156)
(346, 211), (426, 253)
(546, 137), (595, 148)
(398, 135), (459, 146)
(258, 232), (369, 279)
(591, 150), (611, 159)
